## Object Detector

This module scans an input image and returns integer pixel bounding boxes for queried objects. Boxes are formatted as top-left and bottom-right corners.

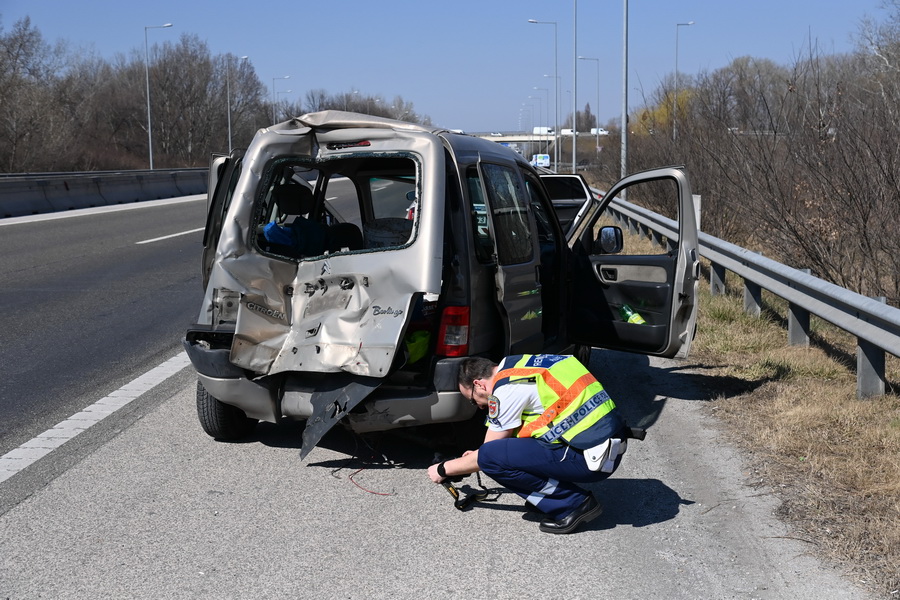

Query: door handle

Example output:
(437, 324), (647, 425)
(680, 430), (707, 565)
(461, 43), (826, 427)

(600, 267), (618, 281)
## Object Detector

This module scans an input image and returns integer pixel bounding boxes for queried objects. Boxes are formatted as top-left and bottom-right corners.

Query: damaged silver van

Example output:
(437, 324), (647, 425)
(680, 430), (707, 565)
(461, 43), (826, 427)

(183, 111), (699, 458)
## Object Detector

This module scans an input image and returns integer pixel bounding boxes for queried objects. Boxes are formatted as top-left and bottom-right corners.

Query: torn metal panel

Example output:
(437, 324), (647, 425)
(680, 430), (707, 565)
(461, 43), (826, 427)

(202, 118), (446, 379)
(295, 373), (383, 459)
(293, 110), (437, 134)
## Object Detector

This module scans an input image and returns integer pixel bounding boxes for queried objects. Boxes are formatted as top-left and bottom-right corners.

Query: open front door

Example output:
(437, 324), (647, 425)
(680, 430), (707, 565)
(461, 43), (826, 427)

(565, 167), (699, 358)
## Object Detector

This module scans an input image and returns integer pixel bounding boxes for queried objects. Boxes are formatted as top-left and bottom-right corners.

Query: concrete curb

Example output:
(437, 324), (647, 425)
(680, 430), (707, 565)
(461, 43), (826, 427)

(0, 169), (207, 218)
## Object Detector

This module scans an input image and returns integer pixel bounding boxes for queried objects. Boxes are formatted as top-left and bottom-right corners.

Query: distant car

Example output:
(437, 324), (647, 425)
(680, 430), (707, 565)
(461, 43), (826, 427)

(531, 153), (551, 168)
(591, 128), (610, 136)
(490, 132), (502, 137)
(561, 128), (575, 136)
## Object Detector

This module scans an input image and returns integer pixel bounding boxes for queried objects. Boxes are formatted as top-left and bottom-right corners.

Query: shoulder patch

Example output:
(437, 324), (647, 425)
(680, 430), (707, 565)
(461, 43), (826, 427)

(488, 395), (500, 419)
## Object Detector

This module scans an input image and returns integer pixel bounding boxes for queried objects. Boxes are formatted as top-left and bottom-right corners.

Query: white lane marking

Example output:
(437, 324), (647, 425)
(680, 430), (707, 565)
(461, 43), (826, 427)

(136, 227), (204, 245)
(0, 195), (205, 227)
(0, 352), (192, 484)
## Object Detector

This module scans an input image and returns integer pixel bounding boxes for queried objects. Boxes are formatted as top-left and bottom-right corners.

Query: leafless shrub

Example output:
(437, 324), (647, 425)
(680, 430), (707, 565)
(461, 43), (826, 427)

(627, 10), (900, 304)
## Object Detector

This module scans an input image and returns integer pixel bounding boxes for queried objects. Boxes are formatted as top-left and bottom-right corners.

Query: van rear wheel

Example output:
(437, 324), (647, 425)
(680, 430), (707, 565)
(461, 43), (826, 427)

(196, 381), (258, 440)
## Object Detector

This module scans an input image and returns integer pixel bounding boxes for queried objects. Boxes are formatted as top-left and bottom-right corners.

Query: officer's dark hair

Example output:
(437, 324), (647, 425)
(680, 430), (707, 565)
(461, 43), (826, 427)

(457, 357), (497, 388)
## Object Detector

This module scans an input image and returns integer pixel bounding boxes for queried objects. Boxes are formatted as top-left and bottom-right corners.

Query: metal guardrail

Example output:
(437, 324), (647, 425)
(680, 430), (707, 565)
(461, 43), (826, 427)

(602, 191), (900, 399)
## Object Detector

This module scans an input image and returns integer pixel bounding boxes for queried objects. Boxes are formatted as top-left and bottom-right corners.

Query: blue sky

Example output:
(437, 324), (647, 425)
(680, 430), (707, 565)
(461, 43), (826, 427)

(1, 0), (889, 132)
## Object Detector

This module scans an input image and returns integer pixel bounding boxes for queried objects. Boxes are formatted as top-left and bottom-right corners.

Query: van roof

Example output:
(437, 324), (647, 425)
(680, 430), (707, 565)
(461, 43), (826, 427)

(277, 110), (441, 135)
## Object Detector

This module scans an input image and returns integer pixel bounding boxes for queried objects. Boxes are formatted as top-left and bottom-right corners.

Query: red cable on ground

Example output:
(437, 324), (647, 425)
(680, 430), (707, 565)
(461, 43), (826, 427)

(348, 468), (396, 496)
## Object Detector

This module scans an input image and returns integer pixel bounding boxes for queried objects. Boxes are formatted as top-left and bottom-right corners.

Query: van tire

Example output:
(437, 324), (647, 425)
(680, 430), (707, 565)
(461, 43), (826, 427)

(196, 381), (258, 440)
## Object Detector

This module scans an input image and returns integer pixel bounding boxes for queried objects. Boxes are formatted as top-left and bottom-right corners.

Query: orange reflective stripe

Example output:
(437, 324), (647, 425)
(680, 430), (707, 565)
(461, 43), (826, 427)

(493, 367), (568, 398)
(517, 372), (597, 438)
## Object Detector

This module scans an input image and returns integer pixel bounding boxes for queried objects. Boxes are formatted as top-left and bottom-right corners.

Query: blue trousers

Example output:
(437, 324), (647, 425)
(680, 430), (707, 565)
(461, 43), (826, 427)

(477, 437), (622, 520)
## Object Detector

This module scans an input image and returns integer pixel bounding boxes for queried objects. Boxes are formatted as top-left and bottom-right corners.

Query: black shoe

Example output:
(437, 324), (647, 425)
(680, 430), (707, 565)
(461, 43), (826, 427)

(538, 495), (603, 534)
(522, 502), (547, 521)
(524, 502), (545, 514)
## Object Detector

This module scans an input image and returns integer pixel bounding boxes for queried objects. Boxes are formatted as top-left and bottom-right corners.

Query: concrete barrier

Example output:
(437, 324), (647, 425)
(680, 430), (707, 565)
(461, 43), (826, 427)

(0, 169), (207, 218)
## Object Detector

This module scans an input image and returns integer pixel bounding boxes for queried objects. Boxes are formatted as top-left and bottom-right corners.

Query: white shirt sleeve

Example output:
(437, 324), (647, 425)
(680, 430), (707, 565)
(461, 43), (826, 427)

(487, 382), (543, 432)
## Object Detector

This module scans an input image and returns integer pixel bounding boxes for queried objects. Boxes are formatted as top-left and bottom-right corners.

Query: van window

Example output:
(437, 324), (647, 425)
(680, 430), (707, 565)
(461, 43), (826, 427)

(321, 172), (361, 228)
(481, 163), (533, 265)
(541, 175), (586, 202)
(525, 172), (562, 342)
(253, 156), (419, 259)
(368, 176), (416, 220)
(466, 167), (493, 263)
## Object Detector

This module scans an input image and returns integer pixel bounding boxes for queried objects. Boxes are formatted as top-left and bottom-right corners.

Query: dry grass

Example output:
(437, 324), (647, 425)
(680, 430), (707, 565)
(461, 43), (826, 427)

(691, 265), (900, 595)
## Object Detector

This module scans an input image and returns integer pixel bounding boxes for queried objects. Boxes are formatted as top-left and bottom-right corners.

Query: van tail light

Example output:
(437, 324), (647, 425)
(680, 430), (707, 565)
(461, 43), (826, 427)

(436, 306), (470, 356)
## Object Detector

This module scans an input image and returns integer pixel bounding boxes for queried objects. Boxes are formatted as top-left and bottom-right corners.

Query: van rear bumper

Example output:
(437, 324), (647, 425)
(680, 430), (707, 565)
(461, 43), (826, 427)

(197, 372), (280, 423)
(344, 389), (478, 433)
(184, 333), (280, 423)
(185, 333), (476, 431)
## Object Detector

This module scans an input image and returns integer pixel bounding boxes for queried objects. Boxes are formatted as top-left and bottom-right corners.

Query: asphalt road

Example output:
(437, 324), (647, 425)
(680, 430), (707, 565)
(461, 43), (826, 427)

(0, 200), (875, 599)
(0, 197), (206, 456)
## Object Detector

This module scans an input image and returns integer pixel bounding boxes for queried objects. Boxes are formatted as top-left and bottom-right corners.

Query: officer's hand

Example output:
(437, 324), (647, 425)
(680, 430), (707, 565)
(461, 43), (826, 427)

(427, 463), (444, 483)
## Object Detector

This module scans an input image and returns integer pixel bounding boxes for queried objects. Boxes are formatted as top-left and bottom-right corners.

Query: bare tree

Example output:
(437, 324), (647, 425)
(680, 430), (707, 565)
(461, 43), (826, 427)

(0, 17), (66, 171)
(626, 22), (900, 304)
(218, 53), (268, 150)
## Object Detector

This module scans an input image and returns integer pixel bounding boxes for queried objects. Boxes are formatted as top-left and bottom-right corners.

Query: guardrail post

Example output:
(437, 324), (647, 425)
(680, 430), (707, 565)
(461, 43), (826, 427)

(744, 279), (762, 317)
(607, 209), (622, 228)
(710, 262), (726, 296)
(743, 252), (763, 317)
(627, 217), (638, 236)
(857, 297), (887, 398)
(788, 269), (811, 346)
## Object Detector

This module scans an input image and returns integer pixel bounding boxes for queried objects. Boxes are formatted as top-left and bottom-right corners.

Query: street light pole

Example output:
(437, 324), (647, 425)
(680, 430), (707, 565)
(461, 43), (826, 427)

(272, 76), (290, 123)
(674, 21), (695, 141)
(533, 87), (549, 135)
(277, 89), (293, 109)
(144, 22), (172, 170)
(227, 55), (248, 154)
(528, 19), (559, 170)
(544, 74), (560, 168)
(521, 105), (534, 147)
(572, 0), (578, 173)
(528, 95), (543, 131)
(578, 56), (600, 150)
(621, 0), (628, 182)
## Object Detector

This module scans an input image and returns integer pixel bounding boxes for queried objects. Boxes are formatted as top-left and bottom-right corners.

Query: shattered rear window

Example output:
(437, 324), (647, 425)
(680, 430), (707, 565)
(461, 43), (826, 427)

(253, 155), (419, 259)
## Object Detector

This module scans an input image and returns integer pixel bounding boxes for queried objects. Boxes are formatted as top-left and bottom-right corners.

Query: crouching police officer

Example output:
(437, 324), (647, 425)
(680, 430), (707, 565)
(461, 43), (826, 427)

(427, 354), (629, 534)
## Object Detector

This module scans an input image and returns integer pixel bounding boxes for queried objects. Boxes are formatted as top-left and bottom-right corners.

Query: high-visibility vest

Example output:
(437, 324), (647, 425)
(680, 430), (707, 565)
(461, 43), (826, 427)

(491, 354), (624, 449)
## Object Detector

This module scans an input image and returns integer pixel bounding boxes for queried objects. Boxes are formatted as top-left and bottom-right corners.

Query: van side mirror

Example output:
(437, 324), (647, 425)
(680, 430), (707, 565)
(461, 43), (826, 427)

(594, 226), (623, 254)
